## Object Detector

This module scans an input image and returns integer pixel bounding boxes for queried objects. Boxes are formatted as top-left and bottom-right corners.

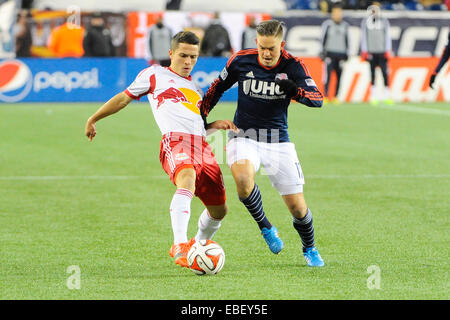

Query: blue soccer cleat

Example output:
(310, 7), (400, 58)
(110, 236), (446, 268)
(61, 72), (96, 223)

(261, 226), (284, 254)
(303, 246), (325, 267)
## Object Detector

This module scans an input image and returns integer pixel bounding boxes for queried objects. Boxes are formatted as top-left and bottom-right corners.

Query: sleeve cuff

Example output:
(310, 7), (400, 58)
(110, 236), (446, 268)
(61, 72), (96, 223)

(124, 89), (138, 100)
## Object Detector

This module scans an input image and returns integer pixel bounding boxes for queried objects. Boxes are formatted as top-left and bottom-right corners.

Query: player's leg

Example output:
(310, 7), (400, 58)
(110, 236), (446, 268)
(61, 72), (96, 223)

(328, 57), (341, 103)
(379, 55), (392, 104)
(171, 167), (195, 244)
(282, 192), (307, 218)
(231, 159), (256, 198)
(227, 138), (267, 227)
(231, 161), (284, 254)
(334, 58), (344, 101)
(282, 193), (312, 250)
(323, 57), (333, 100)
(168, 166), (196, 267)
(230, 159), (272, 230)
(262, 142), (324, 266)
(160, 134), (199, 267)
(195, 204), (227, 241)
(227, 138), (283, 254)
(194, 141), (228, 242)
(281, 193), (324, 267)
(369, 55), (378, 104)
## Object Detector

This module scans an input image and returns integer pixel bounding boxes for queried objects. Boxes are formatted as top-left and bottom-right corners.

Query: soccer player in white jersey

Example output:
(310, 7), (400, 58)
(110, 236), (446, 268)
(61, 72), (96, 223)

(85, 31), (237, 269)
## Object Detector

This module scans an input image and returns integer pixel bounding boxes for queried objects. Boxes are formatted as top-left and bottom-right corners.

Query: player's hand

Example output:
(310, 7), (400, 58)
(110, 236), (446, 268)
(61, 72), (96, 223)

(206, 120), (239, 133)
(275, 79), (298, 98)
(429, 73), (436, 89)
(361, 51), (369, 61)
(85, 118), (97, 141)
(384, 51), (391, 60)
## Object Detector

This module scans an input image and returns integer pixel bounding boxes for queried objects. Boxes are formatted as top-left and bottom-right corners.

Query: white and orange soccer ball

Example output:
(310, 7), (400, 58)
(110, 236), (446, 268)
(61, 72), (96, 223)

(187, 239), (225, 275)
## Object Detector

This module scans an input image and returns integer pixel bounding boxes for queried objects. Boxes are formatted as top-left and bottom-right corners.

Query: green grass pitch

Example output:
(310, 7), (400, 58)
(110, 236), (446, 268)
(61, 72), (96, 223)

(0, 101), (449, 300)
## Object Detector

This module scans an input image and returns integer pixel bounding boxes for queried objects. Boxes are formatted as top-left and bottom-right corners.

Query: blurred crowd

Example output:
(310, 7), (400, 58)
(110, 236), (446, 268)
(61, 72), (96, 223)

(12, 9), (238, 59)
(149, 11), (245, 65)
(286, 0), (450, 10)
(13, 9), (119, 58)
(10, 0), (449, 59)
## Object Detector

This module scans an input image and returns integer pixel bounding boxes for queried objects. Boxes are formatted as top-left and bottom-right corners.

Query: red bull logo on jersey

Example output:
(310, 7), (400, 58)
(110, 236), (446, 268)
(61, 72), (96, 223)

(155, 87), (201, 114)
(0, 60), (33, 102)
(156, 87), (188, 108)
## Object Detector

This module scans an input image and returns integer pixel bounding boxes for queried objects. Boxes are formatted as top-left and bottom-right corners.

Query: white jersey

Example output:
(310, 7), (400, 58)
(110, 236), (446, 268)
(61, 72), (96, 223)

(124, 65), (206, 137)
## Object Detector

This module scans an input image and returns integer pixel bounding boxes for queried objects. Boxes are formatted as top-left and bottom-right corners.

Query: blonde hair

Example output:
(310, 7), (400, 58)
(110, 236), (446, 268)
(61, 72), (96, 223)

(256, 20), (284, 38)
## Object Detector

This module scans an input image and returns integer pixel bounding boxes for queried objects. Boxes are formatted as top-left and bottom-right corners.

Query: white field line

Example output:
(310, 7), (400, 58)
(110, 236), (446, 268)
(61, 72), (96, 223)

(306, 174), (450, 179)
(375, 104), (450, 116)
(0, 175), (144, 181)
(0, 174), (449, 181)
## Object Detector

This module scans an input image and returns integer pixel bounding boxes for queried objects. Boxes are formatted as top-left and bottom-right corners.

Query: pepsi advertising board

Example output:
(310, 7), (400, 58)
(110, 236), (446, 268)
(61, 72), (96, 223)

(0, 58), (237, 103)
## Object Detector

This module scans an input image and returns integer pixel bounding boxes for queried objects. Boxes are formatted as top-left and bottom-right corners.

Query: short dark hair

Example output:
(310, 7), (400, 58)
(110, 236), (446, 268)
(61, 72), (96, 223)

(171, 31), (200, 50)
(256, 20), (284, 39)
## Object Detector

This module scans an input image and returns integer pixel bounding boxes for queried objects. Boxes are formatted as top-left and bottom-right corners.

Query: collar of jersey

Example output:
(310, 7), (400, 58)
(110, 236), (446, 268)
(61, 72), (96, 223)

(257, 50), (284, 70)
(166, 67), (192, 81)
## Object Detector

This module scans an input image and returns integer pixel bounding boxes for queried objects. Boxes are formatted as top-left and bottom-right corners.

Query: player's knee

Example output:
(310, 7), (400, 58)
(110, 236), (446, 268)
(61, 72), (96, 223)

(234, 174), (254, 198)
(175, 168), (196, 193)
(221, 204), (228, 216)
(284, 196), (308, 218)
(289, 204), (308, 218)
(207, 204), (228, 220)
(216, 204), (228, 219)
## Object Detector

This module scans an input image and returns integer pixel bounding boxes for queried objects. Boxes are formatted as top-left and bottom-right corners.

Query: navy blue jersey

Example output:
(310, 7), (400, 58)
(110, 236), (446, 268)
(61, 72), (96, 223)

(201, 48), (323, 142)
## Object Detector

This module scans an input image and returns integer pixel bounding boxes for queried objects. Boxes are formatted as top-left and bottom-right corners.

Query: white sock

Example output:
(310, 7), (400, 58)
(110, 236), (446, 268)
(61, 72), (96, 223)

(170, 188), (193, 244)
(195, 209), (222, 241)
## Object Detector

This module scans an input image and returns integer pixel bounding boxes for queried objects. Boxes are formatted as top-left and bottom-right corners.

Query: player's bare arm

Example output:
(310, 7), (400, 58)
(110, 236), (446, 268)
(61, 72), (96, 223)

(85, 92), (133, 141)
(206, 119), (239, 133)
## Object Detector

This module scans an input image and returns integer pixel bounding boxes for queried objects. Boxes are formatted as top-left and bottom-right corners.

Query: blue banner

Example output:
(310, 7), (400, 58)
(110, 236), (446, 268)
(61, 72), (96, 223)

(191, 57), (237, 102)
(0, 57), (236, 103)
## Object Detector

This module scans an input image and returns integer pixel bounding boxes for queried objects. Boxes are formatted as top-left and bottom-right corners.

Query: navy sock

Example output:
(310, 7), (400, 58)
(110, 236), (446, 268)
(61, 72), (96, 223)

(293, 208), (315, 251)
(239, 184), (272, 231)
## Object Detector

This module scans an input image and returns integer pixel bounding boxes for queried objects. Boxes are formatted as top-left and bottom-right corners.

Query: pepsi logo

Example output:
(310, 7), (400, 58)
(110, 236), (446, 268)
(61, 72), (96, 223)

(0, 60), (33, 102)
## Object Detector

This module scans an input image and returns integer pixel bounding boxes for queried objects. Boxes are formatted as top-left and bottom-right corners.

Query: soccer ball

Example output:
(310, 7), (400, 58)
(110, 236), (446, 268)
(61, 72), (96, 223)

(187, 239), (225, 275)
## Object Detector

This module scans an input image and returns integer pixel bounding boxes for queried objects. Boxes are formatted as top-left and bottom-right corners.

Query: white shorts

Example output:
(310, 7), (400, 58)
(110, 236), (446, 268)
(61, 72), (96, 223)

(226, 137), (305, 195)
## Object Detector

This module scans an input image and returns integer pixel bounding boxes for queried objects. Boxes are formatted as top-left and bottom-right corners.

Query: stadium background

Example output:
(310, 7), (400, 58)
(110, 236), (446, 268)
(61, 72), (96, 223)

(0, 0), (449, 103)
(0, 0), (449, 302)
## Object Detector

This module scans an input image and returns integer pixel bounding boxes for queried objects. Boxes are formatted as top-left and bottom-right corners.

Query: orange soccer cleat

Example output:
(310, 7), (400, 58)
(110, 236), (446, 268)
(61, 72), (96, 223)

(169, 238), (195, 268)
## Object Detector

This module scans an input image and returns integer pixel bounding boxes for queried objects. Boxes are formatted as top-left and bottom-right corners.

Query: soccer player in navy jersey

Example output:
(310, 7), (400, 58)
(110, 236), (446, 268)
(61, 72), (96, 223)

(201, 20), (325, 267)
